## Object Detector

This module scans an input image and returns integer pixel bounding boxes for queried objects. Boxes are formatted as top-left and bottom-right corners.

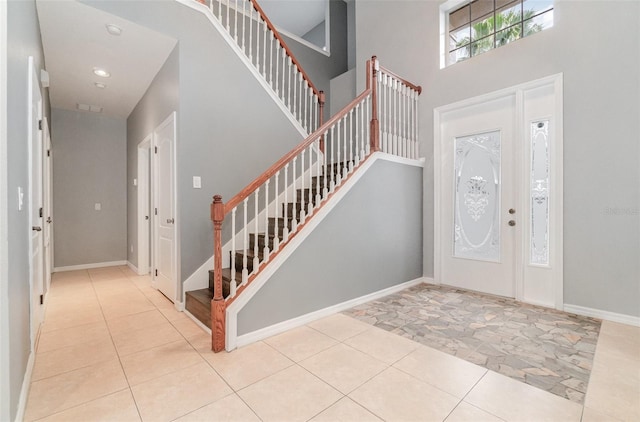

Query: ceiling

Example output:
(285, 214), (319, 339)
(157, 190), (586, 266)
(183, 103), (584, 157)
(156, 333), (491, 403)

(260, 0), (326, 37)
(36, 0), (177, 119)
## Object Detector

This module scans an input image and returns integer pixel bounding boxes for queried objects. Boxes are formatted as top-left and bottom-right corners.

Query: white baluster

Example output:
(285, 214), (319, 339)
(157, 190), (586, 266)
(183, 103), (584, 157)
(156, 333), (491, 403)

(342, 113), (347, 180)
(287, 59), (292, 109)
(226, 0), (230, 31)
(387, 75), (392, 153)
(299, 149), (306, 224)
(308, 145), (314, 215)
(304, 85), (309, 132)
(242, 198), (248, 284)
(291, 156), (298, 232)
(241, 0), (245, 51)
(298, 74), (303, 126)
(275, 43), (280, 96)
(349, 109), (357, 172)
(217, 0), (221, 21)
(268, 35), (273, 86)
(264, 179), (270, 262)
(248, 3), (253, 61)
(282, 49), (287, 102)
(355, 103), (362, 167)
(230, 207), (236, 298)
(405, 85), (409, 157)
(335, 120), (341, 185)
(394, 79), (399, 155)
(329, 125), (335, 192)
(283, 163), (289, 242)
(262, 21), (267, 77)
(315, 142), (321, 205)
(366, 96), (371, 156)
(292, 69), (297, 118)
(273, 170), (280, 252)
(322, 131), (328, 197)
(253, 188), (259, 275)
(415, 90), (419, 158)
(234, 0), (238, 41)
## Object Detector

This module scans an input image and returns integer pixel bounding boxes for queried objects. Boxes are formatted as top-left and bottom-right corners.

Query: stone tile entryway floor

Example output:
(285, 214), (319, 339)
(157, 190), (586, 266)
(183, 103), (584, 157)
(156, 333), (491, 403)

(343, 283), (601, 404)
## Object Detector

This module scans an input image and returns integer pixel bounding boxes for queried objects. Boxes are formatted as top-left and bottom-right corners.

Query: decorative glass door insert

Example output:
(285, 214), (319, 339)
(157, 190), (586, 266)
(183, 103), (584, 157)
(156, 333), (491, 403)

(453, 131), (501, 262)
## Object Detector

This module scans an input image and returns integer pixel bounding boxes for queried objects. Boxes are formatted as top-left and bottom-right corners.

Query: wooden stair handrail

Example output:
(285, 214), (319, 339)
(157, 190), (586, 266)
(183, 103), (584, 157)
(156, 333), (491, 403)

(249, 0), (321, 98)
(378, 65), (422, 94)
(223, 63), (373, 215)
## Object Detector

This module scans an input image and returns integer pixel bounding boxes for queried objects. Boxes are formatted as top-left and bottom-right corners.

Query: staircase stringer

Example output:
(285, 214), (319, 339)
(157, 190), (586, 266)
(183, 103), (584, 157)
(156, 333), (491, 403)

(225, 152), (425, 351)
(175, 0), (308, 138)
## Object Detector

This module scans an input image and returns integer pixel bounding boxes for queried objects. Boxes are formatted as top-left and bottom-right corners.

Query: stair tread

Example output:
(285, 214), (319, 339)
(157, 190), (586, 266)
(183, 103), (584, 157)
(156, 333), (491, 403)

(185, 288), (212, 305)
(209, 268), (243, 283)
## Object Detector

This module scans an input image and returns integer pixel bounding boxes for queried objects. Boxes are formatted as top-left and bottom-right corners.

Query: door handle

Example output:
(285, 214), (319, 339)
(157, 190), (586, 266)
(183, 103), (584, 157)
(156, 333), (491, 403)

(32, 226), (42, 232)
(145, 216), (149, 220)
(46, 217), (52, 223)
(166, 218), (175, 224)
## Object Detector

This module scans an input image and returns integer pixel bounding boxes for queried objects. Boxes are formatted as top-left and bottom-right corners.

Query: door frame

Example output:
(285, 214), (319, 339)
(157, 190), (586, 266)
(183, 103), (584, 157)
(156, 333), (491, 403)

(152, 112), (180, 304)
(434, 74), (564, 310)
(42, 116), (53, 294)
(137, 135), (152, 275)
(0, 1), (10, 419)
(27, 56), (44, 348)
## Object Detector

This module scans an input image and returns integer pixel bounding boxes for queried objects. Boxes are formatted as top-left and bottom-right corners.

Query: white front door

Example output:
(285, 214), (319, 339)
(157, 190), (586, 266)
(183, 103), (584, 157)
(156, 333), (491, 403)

(439, 95), (518, 298)
(28, 57), (44, 347)
(435, 75), (563, 308)
(153, 113), (177, 302)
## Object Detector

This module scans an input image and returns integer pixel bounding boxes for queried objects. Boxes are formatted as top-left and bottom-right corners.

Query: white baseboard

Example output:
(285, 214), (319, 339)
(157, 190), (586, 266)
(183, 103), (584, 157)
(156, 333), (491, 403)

(53, 260), (127, 273)
(423, 276), (435, 285)
(174, 301), (185, 312)
(564, 304), (640, 327)
(126, 261), (142, 275)
(14, 350), (35, 422)
(234, 276), (426, 349)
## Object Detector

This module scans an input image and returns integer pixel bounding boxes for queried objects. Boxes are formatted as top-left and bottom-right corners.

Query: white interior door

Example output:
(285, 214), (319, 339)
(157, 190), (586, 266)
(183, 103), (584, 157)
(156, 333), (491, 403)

(153, 113), (177, 302)
(439, 95), (518, 298)
(435, 75), (563, 308)
(43, 117), (53, 293)
(28, 57), (44, 347)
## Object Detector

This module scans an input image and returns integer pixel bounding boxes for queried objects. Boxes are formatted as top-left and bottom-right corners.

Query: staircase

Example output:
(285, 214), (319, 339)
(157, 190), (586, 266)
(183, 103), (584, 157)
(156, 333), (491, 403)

(185, 161), (352, 328)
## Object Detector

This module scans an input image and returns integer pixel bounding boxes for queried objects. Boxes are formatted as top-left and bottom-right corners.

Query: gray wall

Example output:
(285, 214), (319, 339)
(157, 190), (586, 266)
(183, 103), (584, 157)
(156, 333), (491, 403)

(329, 67), (356, 115)
(127, 46), (179, 269)
(84, 0), (307, 283)
(302, 20), (326, 48)
(238, 159), (423, 335)
(282, 0), (348, 121)
(51, 108), (127, 267)
(6, 0), (50, 419)
(355, 0), (640, 317)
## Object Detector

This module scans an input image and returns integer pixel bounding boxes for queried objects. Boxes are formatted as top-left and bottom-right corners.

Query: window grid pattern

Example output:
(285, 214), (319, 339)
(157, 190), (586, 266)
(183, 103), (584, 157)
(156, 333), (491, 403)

(448, 0), (553, 64)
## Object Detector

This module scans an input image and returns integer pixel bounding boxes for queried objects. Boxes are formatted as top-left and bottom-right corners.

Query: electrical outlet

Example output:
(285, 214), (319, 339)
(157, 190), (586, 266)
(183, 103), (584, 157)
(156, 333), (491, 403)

(95, 203), (101, 211)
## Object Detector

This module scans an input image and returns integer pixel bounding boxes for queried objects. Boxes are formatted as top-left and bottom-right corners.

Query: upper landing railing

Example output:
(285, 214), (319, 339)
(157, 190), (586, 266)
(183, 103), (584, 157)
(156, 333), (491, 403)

(195, 0), (325, 134)
(209, 57), (422, 352)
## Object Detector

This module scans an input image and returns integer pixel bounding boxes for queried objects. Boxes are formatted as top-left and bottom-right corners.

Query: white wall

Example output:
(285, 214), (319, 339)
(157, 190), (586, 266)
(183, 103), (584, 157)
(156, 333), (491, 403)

(52, 108), (127, 268)
(355, 0), (640, 317)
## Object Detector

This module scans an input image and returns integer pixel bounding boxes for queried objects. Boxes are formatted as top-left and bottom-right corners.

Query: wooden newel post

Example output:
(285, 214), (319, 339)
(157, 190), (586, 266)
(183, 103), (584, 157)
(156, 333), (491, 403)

(211, 195), (226, 352)
(370, 56), (380, 152)
(318, 90), (326, 152)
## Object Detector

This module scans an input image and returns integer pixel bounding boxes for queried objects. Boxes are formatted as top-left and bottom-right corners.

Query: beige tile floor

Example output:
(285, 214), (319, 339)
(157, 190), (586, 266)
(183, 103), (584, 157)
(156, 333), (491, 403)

(24, 267), (639, 421)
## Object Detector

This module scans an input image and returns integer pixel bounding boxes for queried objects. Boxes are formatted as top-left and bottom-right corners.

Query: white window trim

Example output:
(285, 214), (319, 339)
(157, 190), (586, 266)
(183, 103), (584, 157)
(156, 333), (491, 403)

(440, 0), (469, 69)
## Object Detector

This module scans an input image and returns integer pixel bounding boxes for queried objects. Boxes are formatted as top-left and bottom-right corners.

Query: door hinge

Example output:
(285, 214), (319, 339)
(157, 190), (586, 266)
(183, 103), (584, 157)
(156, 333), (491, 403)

(154, 146), (158, 154)
(47, 149), (50, 157)
(39, 294), (43, 305)
(155, 269), (158, 277)
(38, 120), (43, 130)
(155, 208), (158, 215)
(39, 207), (43, 218)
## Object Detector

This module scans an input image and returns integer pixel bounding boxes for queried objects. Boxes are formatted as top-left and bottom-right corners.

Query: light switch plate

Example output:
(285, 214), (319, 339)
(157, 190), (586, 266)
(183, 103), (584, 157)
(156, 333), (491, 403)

(133, 178), (137, 186)
(17, 187), (24, 211)
(193, 176), (201, 189)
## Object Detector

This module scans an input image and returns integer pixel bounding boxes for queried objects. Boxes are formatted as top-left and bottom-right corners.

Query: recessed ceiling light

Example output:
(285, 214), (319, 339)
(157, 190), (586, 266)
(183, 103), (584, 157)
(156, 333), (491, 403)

(106, 24), (122, 36)
(95, 82), (106, 89)
(93, 68), (110, 78)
